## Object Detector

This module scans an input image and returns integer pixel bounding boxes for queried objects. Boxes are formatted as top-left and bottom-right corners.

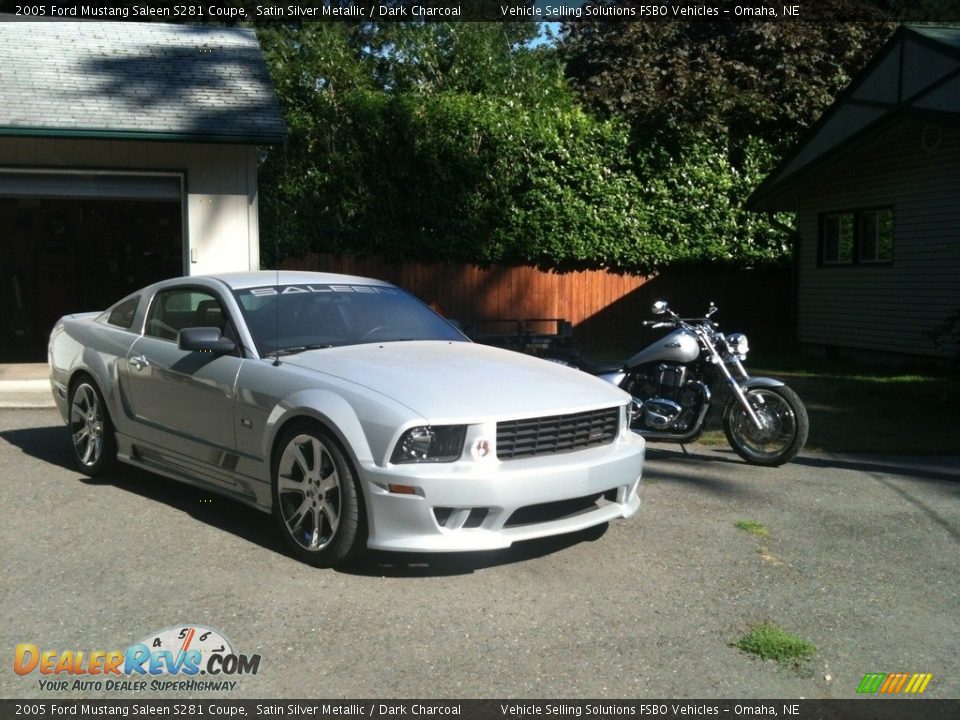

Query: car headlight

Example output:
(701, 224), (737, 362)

(390, 425), (467, 464)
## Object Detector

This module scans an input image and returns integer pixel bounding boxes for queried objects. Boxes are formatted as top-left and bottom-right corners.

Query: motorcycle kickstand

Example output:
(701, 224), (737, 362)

(680, 444), (690, 456)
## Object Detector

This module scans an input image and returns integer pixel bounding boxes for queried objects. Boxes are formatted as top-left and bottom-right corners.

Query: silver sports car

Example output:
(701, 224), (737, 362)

(49, 272), (645, 566)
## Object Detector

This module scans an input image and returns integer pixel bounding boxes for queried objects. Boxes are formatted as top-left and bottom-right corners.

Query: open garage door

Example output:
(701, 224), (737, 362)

(0, 170), (184, 362)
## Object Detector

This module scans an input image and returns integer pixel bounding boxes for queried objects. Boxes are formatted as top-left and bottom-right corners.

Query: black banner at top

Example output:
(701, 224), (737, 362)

(1, 0), (960, 23)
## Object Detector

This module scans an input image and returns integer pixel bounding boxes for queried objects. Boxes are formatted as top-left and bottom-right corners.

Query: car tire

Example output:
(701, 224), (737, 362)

(68, 376), (117, 477)
(271, 421), (366, 567)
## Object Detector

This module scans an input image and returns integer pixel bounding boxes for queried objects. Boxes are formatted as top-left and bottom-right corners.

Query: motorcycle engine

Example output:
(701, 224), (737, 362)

(630, 364), (703, 432)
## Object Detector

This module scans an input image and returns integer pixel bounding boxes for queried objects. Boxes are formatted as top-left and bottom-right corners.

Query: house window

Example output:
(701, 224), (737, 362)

(822, 213), (854, 264)
(819, 208), (893, 265)
(859, 209), (894, 263)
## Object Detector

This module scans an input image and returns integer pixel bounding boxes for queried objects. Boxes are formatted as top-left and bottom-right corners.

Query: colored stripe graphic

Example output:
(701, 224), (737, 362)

(858, 673), (932, 695)
(879, 674), (897, 693)
(905, 674), (933, 694)
(857, 673), (886, 693)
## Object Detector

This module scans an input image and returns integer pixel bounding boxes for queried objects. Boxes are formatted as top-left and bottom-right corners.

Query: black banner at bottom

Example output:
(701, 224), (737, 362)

(2, 699), (959, 720)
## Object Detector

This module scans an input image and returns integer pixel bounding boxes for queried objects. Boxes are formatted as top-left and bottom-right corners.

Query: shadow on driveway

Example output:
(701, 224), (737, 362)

(791, 453), (960, 545)
(792, 453), (960, 484)
(0, 424), (614, 577)
(345, 523), (609, 579)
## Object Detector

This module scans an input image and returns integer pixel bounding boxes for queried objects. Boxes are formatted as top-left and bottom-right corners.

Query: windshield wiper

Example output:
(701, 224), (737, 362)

(274, 344), (334, 356)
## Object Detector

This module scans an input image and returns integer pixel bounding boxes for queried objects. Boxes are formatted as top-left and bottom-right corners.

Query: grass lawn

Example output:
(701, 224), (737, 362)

(733, 623), (816, 668)
(697, 353), (960, 455)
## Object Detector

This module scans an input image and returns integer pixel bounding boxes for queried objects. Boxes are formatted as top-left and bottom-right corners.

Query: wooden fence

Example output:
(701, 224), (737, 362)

(282, 253), (793, 351)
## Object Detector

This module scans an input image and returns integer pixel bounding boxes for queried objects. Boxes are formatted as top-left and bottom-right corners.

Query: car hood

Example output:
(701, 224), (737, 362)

(279, 341), (628, 421)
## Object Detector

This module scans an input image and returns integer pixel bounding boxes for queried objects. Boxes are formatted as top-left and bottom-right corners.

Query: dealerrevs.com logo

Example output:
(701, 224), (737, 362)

(14, 625), (261, 692)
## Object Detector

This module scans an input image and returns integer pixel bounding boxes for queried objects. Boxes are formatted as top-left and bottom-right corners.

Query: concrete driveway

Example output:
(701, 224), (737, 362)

(1, 408), (957, 699)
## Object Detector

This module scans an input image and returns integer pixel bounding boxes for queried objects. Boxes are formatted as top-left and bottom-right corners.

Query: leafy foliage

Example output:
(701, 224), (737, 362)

(561, 20), (895, 153)
(256, 22), (889, 272)
(554, 18), (896, 271)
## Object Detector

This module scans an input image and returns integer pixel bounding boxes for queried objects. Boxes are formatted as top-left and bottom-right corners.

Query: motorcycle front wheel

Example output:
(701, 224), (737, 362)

(722, 386), (809, 467)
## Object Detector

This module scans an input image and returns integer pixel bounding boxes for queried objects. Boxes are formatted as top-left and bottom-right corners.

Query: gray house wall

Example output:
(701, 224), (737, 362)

(794, 119), (960, 360)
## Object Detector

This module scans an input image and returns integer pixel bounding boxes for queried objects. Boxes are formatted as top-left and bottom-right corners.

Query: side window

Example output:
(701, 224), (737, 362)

(145, 289), (229, 342)
(106, 295), (140, 329)
(821, 213), (854, 265)
(819, 208), (894, 266)
(858, 209), (894, 263)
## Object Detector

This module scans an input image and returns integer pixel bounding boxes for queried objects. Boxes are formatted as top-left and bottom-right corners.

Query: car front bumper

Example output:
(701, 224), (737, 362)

(359, 433), (644, 552)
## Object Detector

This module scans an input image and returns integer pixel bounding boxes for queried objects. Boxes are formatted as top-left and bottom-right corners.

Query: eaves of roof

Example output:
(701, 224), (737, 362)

(747, 25), (960, 211)
(0, 124), (286, 145)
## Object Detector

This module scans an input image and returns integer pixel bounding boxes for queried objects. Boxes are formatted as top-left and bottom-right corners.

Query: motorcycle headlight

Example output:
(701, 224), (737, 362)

(391, 425), (467, 464)
(726, 333), (749, 358)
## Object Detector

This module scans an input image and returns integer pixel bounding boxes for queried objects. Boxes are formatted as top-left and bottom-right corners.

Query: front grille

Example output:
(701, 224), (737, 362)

(496, 406), (620, 460)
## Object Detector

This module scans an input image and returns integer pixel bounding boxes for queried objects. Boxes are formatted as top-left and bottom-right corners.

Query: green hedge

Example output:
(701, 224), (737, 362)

(260, 90), (791, 273)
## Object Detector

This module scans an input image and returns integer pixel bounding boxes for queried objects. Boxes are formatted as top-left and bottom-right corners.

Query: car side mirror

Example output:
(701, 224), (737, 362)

(178, 327), (236, 354)
(652, 301), (668, 315)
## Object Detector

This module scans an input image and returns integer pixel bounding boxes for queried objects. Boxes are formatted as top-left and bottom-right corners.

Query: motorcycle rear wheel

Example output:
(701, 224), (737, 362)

(722, 386), (808, 467)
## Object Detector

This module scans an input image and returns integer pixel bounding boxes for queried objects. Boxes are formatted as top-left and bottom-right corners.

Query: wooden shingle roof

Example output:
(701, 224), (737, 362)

(0, 21), (286, 143)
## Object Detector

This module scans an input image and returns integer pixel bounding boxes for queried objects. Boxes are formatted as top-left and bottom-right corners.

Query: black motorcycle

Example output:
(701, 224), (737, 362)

(549, 301), (809, 466)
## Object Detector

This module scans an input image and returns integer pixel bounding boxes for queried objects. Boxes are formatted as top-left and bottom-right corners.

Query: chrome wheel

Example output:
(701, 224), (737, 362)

(67, 377), (116, 476)
(272, 423), (366, 567)
(723, 386), (809, 467)
(277, 433), (343, 551)
(70, 383), (104, 467)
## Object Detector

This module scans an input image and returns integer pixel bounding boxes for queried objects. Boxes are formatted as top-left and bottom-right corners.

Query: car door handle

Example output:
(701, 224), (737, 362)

(129, 355), (150, 370)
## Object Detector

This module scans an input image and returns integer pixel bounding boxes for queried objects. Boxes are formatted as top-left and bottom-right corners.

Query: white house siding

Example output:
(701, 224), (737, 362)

(795, 120), (960, 359)
(0, 136), (260, 274)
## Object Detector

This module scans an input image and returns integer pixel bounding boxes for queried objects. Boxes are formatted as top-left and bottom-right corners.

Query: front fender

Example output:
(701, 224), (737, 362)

(263, 389), (375, 471)
(740, 376), (785, 390)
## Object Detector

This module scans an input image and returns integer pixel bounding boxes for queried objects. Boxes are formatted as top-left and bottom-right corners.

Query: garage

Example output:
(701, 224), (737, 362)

(0, 21), (286, 364)
(0, 171), (184, 361)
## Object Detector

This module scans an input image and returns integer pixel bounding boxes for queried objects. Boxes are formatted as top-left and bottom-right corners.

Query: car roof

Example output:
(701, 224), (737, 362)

(201, 271), (395, 291)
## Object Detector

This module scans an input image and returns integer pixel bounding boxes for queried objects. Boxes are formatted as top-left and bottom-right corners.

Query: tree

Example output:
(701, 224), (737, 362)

(557, 19), (897, 269)
(256, 22), (826, 273)
(561, 20), (895, 154)
(256, 22), (671, 270)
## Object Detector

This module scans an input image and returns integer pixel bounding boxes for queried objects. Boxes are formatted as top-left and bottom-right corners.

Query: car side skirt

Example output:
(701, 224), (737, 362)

(115, 432), (272, 512)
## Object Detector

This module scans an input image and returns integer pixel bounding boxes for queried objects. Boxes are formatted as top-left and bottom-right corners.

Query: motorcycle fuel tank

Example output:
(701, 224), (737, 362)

(626, 328), (700, 367)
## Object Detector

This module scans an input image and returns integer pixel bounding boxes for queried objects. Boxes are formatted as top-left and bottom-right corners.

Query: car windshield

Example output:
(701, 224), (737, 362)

(232, 283), (466, 356)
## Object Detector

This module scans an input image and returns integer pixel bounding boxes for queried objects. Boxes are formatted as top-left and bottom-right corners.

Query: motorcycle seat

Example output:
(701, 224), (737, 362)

(577, 358), (625, 376)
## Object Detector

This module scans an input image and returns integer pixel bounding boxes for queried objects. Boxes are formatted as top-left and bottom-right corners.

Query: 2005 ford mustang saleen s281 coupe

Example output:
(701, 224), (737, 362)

(49, 272), (644, 566)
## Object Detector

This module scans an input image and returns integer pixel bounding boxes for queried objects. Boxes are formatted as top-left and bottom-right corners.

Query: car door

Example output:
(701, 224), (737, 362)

(121, 286), (243, 484)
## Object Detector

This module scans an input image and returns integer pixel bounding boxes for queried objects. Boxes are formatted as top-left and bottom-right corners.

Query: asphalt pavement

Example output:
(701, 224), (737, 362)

(1, 409), (958, 700)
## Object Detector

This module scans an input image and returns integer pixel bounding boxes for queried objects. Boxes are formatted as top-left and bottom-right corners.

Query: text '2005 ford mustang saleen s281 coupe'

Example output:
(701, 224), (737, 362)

(49, 272), (644, 566)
